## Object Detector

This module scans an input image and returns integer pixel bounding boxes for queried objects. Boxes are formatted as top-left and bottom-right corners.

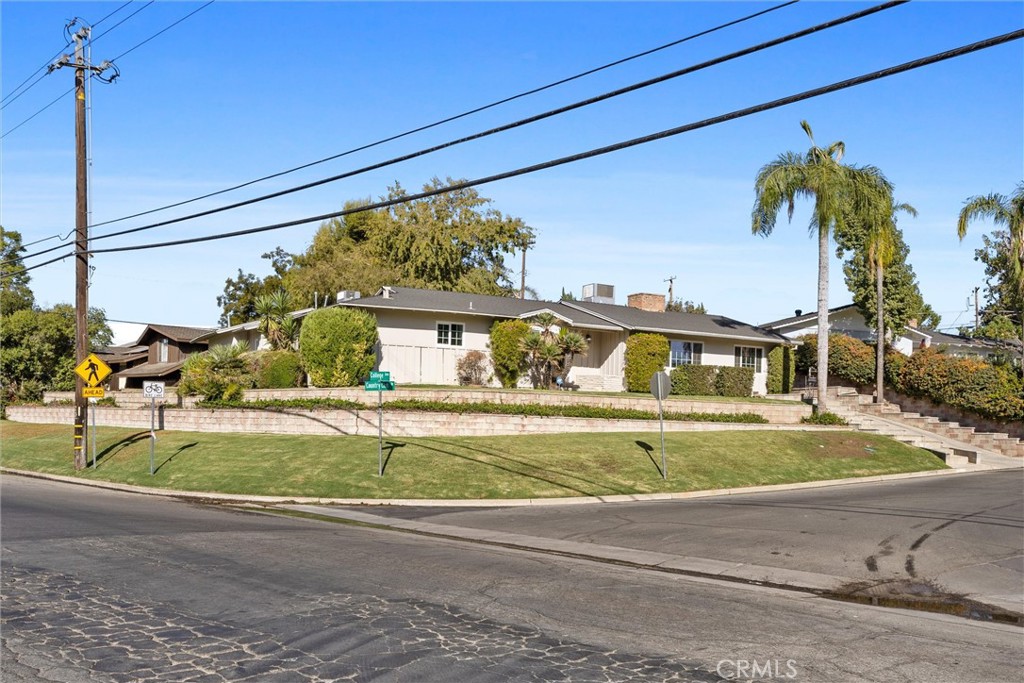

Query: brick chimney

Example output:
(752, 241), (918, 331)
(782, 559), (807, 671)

(626, 293), (666, 313)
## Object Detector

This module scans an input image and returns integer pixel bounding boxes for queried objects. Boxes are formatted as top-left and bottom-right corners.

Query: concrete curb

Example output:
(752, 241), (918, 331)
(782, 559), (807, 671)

(0, 464), (984, 508)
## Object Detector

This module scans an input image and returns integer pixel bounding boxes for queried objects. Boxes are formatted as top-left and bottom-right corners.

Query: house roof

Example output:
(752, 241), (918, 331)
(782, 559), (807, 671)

(759, 304), (860, 330)
(96, 345), (148, 364)
(115, 361), (185, 378)
(338, 286), (785, 343)
(140, 324), (215, 343)
(339, 287), (621, 331)
(562, 300), (788, 343)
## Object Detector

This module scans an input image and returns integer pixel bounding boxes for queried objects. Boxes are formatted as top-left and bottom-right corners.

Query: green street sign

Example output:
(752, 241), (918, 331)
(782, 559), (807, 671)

(369, 370), (391, 382)
(364, 380), (395, 391)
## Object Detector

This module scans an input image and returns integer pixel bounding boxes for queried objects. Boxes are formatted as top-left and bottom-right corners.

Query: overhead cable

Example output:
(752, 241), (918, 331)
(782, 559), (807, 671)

(11, 27), (1019, 277)
(12, 0), (906, 264)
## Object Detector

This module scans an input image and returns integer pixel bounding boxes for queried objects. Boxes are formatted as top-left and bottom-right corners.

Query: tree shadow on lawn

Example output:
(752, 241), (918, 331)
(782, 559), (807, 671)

(400, 437), (634, 497)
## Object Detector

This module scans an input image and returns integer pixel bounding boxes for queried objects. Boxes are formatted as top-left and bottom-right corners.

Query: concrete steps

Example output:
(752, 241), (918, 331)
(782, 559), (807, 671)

(828, 387), (1024, 460)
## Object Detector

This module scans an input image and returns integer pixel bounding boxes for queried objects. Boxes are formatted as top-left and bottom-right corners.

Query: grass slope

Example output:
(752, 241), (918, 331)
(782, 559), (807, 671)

(0, 421), (946, 500)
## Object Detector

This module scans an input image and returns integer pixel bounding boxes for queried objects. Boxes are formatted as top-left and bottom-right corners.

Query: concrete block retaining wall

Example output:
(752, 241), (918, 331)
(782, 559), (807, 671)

(7, 405), (827, 438)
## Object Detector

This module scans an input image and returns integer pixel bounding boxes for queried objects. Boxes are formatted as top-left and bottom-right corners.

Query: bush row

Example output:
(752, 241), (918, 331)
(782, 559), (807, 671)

(669, 365), (754, 397)
(196, 397), (769, 424)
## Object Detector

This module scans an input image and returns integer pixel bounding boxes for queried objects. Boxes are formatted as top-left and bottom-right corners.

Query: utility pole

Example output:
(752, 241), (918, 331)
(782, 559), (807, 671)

(519, 231), (534, 299)
(50, 23), (116, 470)
(973, 287), (980, 332)
(665, 276), (676, 306)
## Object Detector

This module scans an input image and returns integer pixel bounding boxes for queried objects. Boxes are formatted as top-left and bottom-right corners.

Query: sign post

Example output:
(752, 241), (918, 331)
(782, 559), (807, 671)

(89, 397), (97, 468)
(365, 371), (396, 476)
(74, 354), (111, 469)
(649, 371), (671, 480)
(143, 381), (165, 475)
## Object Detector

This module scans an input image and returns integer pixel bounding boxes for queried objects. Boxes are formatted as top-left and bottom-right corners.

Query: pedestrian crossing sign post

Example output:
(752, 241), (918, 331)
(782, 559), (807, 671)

(74, 353), (111, 387)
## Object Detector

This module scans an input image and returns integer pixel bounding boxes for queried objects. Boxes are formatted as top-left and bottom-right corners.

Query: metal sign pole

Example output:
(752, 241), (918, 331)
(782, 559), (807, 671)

(149, 397), (156, 475)
(378, 389), (384, 477)
(90, 400), (97, 468)
(657, 393), (667, 480)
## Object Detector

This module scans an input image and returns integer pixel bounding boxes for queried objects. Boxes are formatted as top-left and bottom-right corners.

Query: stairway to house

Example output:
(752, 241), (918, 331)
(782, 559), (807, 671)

(825, 387), (1024, 469)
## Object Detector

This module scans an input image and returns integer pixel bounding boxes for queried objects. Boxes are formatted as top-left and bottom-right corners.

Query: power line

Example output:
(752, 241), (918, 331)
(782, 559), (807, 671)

(0, 1), (210, 140)
(13, 27), (1019, 276)
(0, 2), (138, 109)
(11, 0), (906, 265)
(75, 1), (802, 231)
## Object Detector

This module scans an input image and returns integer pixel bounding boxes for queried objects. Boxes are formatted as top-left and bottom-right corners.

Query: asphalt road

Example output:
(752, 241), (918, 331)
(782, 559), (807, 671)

(360, 470), (1024, 612)
(2, 474), (1022, 682)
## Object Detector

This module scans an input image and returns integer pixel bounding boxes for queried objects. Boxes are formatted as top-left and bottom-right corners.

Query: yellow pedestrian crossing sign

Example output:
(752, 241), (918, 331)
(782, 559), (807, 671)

(75, 354), (112, 387)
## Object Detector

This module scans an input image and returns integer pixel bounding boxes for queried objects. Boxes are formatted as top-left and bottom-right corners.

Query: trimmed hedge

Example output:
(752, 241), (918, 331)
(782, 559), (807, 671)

(624, 333), (669, 392)
(489, 319), (530, 388)
(767, 346), (796, 394)
(886, 347), (1024, 422)
(252, 350), (304, 389)
(794, 333), (875, 386)
(299, 307), (378, 387)
(715, 367), (755, 397)
(670, 365), (717, 396)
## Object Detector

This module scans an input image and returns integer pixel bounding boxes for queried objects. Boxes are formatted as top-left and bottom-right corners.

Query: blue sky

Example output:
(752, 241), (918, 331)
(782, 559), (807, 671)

(3, 1), (1022, 338)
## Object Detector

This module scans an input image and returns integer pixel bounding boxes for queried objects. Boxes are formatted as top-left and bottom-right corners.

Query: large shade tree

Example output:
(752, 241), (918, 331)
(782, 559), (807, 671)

(752, 121), (891, 412)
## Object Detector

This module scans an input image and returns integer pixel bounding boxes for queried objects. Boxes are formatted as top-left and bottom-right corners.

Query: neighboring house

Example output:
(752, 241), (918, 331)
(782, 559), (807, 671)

(325, 286), (789, 394)
(761, 304), (1001, 359)
(108, 324), (214, 389)
(192, 305), (323, 351)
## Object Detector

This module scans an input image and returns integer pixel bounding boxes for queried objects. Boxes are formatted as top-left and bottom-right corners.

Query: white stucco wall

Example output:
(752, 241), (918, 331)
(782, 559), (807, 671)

(374, 309), (496, 385)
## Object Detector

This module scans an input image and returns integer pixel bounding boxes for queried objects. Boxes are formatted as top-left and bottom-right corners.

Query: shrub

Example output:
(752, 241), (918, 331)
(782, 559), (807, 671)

(252, 350), (304, 389)
(489, 320), (530, 388)
(15, 379), (45, 403)
(177, 343), (254, 400)
(222, 383), (245, 402)
(670, 365), (717, 396)
(715, 366), (754, 397)
(624, 333), (669, 392)
(456, 350), (489, 386)
(828, 334), (875, 386)
(299, 308), (378, 387)
(801, 411), (848, 425)
(767, 346), (796, 394)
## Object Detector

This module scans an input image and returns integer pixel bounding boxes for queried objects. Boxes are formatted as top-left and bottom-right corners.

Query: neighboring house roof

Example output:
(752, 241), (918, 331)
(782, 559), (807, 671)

(115, 361), (185, 378)
(563, 300), (788, 343)
(759, 304), (860, 330)
(191, 320), (260, 343)
(96, 345), (148, 365)
(142, 324), (215, 342)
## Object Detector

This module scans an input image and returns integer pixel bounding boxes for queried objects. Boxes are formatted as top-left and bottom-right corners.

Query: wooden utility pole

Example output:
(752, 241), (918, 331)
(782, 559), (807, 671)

(665, 276), (676, 306)
(51, 24), (115, 469)
(973, 286), (980, 332)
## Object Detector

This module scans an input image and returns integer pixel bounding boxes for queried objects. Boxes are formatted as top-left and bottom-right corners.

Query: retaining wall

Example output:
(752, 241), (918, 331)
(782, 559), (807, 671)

(7, 405), (826, 438)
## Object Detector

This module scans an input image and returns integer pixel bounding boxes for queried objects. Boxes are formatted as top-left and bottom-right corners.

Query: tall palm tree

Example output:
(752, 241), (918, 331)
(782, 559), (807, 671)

(753, 121), (891, 413)
(255, 289), (298, 351)
(867, 201), (916, 404)
(957, 182), (1024, 301)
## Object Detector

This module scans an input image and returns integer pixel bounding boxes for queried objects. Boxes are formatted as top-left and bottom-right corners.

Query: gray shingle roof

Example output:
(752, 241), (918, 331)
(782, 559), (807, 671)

(340, 286), (784, 342)
(143, 324), (215, 343)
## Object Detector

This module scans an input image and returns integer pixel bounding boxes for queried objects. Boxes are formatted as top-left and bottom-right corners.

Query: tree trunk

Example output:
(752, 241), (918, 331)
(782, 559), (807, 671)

(816, 226), (830, 413)
(875, 263), (885, 404)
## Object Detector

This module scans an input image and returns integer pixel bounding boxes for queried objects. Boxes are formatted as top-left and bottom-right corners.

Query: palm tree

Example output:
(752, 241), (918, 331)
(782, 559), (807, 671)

(753, 121), (891, 413)
(867, 201), (916, 404)
(255, 290), (298, 351)
(957, 182), (1024, 301)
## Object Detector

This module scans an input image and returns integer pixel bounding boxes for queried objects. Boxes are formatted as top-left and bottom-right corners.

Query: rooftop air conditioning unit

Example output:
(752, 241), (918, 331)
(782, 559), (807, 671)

(581, 283), (615, 304)
(337, 291), (361, 302)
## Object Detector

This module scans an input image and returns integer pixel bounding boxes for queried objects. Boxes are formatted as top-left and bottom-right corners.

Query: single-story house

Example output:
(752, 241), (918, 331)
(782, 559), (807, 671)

(107, 324), (214, 389)
(760, 304), (1004, 359)
(321, 286), (790, 394)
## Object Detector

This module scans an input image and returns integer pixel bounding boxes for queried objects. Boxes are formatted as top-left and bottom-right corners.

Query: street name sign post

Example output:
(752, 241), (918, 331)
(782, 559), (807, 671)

(143, 381), (165, 475)
(365, 371), (396, 476)
(649, 371), (671, 480)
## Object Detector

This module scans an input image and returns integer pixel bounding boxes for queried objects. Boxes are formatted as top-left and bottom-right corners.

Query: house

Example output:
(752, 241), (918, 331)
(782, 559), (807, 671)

(760, 304), (1002, 359)
(327, 286), (790, 394)
(107, 324), (214, 389)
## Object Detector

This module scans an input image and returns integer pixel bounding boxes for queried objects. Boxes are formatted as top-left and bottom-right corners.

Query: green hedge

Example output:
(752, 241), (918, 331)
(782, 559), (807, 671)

(489, 319), (530, 388)
(252, 350), (304, 389)
(624, 333), (669, 392)
(767, 346), (796, 394)
(715, 367), (755, 397)
(887, 347), (1024, 422)
(795, 333), (874, 386)
(669, 365), (717, 396)
(299, 308), (378, 387)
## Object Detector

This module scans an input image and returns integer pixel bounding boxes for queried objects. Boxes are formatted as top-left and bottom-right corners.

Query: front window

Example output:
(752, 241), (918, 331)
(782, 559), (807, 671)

(437, 322), (464, 346)
(735, 346), (763, 372)
(669, 341), (703, 367)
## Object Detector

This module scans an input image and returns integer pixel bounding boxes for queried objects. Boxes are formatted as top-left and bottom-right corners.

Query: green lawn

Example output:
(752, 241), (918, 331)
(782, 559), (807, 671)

(0, 421), (946, 500)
